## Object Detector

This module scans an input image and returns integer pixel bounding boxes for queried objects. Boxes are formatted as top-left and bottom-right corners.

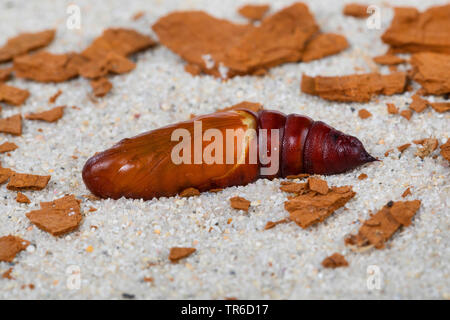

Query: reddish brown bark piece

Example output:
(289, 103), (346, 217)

(415, 138), (438, 159)
(410, 52), (450, 95)
(2, 267), (14, 280)
(386, 103), (398, 114)
(216, 101), (263, 113)
(285, 185), (355, 229)
(184, 64), (202, 76)
(322, 253), (349, 268)
(7, 172), (51, 191)
(0, 235), (30, 262)
(0, 114), (22, 136)
(401, 187), (412, 198)
(90, 78), (112, 97)
(179, 187), (200, 197)
(16, 192), (30, 204)
(238, 4), (270, 21)
(26, 195), (82, 236)
(397, 143), (411, 153)
(82, 28), (156, 62)
(48, 89), (62, 104)
(430, 102), (450, 113)
(358, 173), (368, 180)
(78, 28), (154, 79)
(132, 11), (145, 21)
(0, 167), (13, 184)
(440, 139), (450, 162)
(400, 109), (412, 120)
(0, 67), (12, 82)
(302, 33), (349, 62)
(343, 3), (369, 18)
(409, 94), (428, 113)
(373, 54), (406, 65)
(286, 173), (310, 179)
(153, 3), (327, 78)
(307, 177), (328, 195)
(384, 149), (393, 157)
(13, 52), (83, 83)
(0, 29), (55, 63)
(230, 196), (251, 211)
(13, 28), (154, 83)
(0, 83), (30, 106)
(169, 247), (196, 262)
(358, 109), (372, 119)
(264, 218), (289, 230)
(280, 182), (308, 194)
(345, 200), (421, 249)
(0, 141), (18, 153)
(79, 52), (136, 79)
(25, 106), (65, 123)
(301, 72), (406, 102)
(382, 5), (450, 54)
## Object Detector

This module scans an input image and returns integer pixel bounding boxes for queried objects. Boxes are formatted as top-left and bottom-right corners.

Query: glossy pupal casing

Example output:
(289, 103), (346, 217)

(82, 109), (376, 200)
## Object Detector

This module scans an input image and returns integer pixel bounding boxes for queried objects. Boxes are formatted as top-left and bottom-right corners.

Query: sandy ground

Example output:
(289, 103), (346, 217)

(0, 0), (449, 299)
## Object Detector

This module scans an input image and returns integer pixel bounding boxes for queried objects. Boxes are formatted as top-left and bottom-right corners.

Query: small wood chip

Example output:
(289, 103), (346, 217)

(415, 138), (438, 159)
(280, 182), (308, 194)
(345, 200), (421, 249)
(169, 247), (196, 262)
(0, 67), (12, 82)
(230, 196), (251, 211)
(358, 109), (372, 119)
(386, 103), (398, 114)
(26, 195), (82, 236)
(179, 187), (200, 197)
(2, 267), (14, 280)
(90, 77), (112, 97)
(48, 89), (62, 103)
(401, 187), (412, 198)
(0, 141), (18, 153)
(132, 11), (145, 21)
(285, 185), (356, 229)
(358, 173), (368, 180)
(430, 102), (450, 113)
(0, 29), (55, 63)
(397, 143), (411, 153)
(238, 4), (270, 21)
(0, 167), (13, 184)
(25, 106), (65, 123)
(7, 172), (51, 191)
(264, 218), (289, 230)
(384, 149), (394, 157)
(16, 192), (30, 204)
(0, 114), (22, 135)
(440, 139), (450, 162)
(343, 3), (369, 18)
(285, 173), (310, 179)
(143, 277), (154, 283)
(0, 83), (30, 106)
(321, 253), (349, 268)
(0, 235), (30, 262)
(307, 177), (329, 195)
(400, 109), (412, 120)
(409, 94), (429, 113)
(373, 54), (406, 65)
(184, 64), (202, 76)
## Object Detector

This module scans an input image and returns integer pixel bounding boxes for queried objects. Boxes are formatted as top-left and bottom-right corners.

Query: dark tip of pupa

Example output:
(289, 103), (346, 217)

(361, 150), (379, 163)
